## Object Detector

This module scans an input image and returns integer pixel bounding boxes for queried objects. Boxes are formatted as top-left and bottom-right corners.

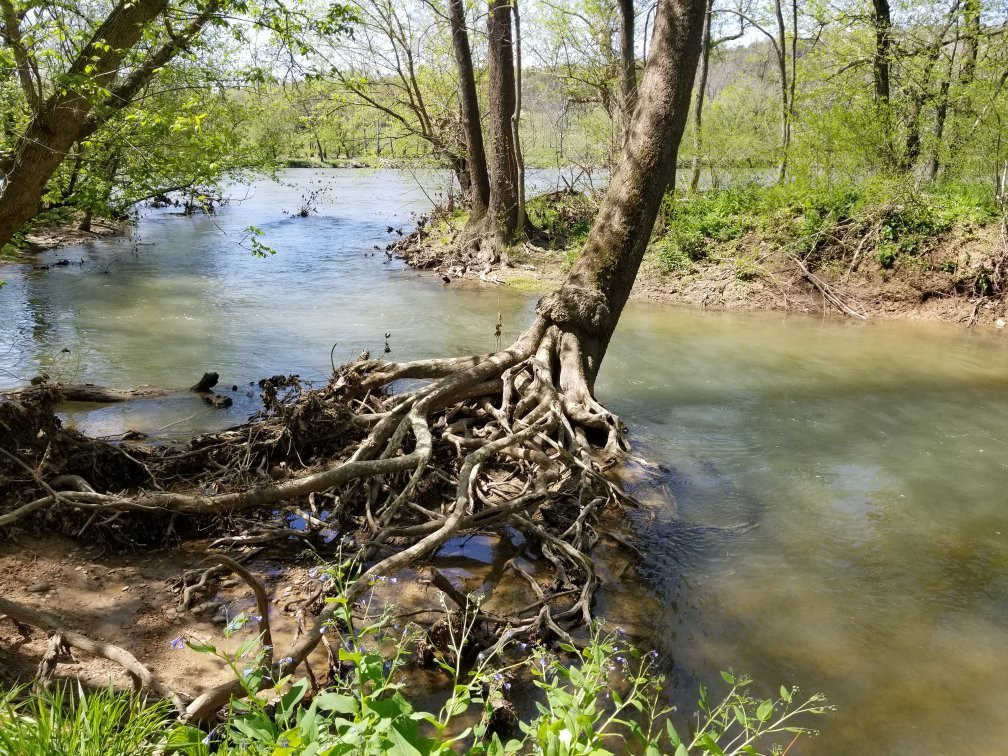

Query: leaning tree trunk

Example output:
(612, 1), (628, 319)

(483, 0), (520, 260)
(0, 0), (707, 724)
(0, 0), (169, 248)
(448, 0), (490, 216)
(537, 0), (706, 387)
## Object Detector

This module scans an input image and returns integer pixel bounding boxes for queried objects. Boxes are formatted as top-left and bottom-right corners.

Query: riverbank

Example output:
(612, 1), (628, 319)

(2, 213), (128, 261)
(396, 181), (1008, 326)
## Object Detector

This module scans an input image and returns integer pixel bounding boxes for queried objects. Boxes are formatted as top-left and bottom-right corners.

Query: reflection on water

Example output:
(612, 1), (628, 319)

(3, 169), (1008, 753)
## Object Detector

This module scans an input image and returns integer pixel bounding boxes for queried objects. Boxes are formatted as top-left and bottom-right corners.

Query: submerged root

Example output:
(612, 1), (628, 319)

(0, 317), (637, 720)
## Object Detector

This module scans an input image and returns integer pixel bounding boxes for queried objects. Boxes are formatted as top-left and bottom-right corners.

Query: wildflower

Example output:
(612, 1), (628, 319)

(477, 651), (486, 662)
(201, 727), (217, 745)
(617, 656), (628, 667)
(278, 656), (294, 669)
(649, 649), (659, 660)
(243, 668), (254, 677)
(518, 642), (528, 651)
(503, 681), (512, 691)
(388, 577), (398, 584)
(251, 614), (263, 623)
(170, 636), (185, 650)
(308, 567), (319, 578)
(319, 573), (331, 583)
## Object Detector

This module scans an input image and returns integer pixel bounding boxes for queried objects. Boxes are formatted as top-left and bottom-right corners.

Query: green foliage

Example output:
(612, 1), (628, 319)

(0, 557), (828, 756)
(527, 191), (596, 250)
(649, 177), (1001, 276)
(0, 683), (171, 756)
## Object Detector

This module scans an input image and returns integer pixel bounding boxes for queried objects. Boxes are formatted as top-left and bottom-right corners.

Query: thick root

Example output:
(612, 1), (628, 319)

(1, 317), (636, 720)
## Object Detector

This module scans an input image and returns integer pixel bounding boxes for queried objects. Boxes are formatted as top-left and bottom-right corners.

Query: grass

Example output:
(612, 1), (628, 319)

(0, 683), (172, 756)
(645, 176), (1002, 277)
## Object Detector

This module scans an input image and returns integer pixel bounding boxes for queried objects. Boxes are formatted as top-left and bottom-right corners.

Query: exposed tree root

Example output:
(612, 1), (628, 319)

(1, 316), (636, 721)
(0, 597), (188, 714)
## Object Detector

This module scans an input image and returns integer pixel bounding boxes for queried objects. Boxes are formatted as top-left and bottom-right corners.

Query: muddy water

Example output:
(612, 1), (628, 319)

(3, 169), (1008, 753)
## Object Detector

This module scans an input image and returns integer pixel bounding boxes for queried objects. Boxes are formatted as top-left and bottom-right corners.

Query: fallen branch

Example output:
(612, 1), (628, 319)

(791, 255), (869, 320)
(2, 383), (170, 403)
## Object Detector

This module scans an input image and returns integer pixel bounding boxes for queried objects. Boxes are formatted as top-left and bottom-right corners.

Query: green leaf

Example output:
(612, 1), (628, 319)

(719, 671), (735, 685)
(666, 720), (682, 746)
(756, 699), (774, 722)
(314, 692), (358, 715)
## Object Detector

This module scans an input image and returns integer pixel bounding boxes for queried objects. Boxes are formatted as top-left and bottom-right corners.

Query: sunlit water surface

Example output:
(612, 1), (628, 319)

(3, 169), (1008, 754)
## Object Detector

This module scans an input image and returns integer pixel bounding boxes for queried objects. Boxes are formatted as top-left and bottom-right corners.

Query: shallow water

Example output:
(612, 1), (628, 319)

(3, 169), (1008, 753)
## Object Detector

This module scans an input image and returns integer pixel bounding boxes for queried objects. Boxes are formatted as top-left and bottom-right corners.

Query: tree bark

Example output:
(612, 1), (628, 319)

(619, 0), (638, 132)
(928, 46), (957, 181)
(484, 0), (520, 252)
(448, 0), (490, 215)
(872, 0), (892, 102)
(960, 0), (981, 87)
(0, 0), (169, 248)
(0, 0), (221, 249)
(511, 0), (527, 234)
(536, 0), (706, 385)
(689, 0), (714, 192)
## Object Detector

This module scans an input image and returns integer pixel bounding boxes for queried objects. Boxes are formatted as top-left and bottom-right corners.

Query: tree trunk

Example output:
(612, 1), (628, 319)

(619, 0), (638, 135)
(689, 0), (714, 192)
(928, 47), (957, 181)
(511, 0), (527, 234)
(536, 0), (706, 384)
(448, 0), (490, 215)
(0, 0), (169, 248)
(77, 209), (94, 233)
(960, 0), (980, 87)
(872, 0), (892, 102)
(772, 0), (790, 182)
(484, 0), (520, 254)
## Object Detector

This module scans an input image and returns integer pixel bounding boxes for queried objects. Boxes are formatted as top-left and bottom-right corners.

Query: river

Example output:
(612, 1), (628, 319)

(3, 169), (1008, 754)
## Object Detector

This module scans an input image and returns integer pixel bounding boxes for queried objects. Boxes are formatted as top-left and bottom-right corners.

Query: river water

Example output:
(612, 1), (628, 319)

(3, 169), (1008, 753)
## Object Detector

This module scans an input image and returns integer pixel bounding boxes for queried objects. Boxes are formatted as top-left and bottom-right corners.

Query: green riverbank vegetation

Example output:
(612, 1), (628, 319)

(0, 557), (828, 756)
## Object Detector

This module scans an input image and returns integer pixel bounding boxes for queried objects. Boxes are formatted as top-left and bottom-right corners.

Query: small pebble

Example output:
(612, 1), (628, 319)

(27, 582), (50, 594)
(996, 318), (1005, 328)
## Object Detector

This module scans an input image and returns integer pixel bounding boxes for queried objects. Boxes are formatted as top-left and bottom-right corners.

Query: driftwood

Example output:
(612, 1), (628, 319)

(3, 372), (232, 407)
(2, 383), (170, 403)
(189, 372), (219, 392)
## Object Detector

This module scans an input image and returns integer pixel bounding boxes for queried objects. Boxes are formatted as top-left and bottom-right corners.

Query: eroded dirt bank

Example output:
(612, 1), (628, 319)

(392, 200), (1008, 327)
